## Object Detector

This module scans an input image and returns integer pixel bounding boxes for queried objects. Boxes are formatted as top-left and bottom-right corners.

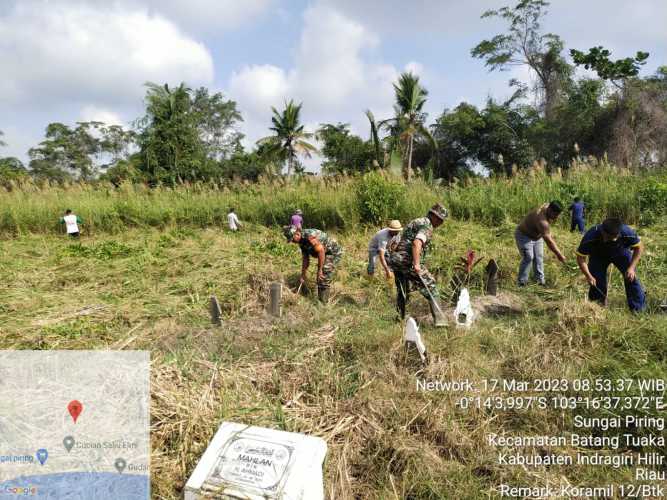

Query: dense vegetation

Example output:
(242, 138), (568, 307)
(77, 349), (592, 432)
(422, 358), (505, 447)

(2, 163), (666, 236)
(1, 0), (665, 187)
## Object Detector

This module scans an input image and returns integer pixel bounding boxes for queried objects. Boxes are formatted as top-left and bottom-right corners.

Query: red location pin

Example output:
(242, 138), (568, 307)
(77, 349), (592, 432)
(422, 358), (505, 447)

(67, 400), (83, 423)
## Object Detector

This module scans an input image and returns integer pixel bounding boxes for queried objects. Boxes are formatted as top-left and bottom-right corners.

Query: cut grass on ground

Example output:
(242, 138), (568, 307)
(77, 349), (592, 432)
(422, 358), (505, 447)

(1, 220), (665, 499)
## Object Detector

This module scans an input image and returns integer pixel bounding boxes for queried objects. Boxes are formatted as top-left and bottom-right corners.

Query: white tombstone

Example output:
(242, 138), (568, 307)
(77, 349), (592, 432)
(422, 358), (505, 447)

(404, 316), (427, 362)
(184, 421), (327, 500)
(454, 288), (475, 327)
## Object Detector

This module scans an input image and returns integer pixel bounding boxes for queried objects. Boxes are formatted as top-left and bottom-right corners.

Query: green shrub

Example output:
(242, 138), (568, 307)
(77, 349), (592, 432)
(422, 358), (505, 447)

(638, 180), (667, 225)
(356, 172), (407, 224)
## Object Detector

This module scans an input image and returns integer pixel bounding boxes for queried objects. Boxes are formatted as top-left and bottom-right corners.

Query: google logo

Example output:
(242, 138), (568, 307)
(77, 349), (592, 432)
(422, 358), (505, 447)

(2, 485), (38, 496)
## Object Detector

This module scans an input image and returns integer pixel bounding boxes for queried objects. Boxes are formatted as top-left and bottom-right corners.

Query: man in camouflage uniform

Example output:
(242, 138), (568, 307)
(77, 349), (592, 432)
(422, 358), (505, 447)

(388, 203), (448, 326)
(284, 225), (343, 303)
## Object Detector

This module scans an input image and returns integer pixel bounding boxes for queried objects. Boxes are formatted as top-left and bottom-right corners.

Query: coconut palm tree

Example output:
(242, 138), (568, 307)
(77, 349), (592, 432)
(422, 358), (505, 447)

(139, 82), (201, 183)
(383, 72), (436, 180)
(364, 110), (383, 168)
(257, 100), (317, 176)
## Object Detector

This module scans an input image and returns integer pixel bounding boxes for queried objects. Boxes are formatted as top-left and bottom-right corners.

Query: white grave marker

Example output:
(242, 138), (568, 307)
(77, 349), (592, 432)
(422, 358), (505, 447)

(404, 316), (427, 362)
(454, 288), (475, 327)
(184, 422), (327, 500)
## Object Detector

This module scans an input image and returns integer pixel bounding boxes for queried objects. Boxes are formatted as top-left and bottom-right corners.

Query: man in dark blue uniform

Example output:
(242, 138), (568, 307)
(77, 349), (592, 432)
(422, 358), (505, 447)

(575, 218), (645, 312)
(568, 197), (586, 233)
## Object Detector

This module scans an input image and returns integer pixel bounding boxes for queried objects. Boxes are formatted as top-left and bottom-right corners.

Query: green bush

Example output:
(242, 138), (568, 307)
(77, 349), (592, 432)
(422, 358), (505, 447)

(356, 172), (407, 224)
(638, 180), (667, 225)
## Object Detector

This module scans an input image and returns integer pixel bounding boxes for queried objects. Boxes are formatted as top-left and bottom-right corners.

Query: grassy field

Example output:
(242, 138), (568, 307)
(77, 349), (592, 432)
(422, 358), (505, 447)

(1, 211), (665, 498)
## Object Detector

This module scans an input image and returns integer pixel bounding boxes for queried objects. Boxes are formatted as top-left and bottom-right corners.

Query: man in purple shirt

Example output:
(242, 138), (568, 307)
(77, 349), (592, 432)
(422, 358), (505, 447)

(290, 209), (303, 229)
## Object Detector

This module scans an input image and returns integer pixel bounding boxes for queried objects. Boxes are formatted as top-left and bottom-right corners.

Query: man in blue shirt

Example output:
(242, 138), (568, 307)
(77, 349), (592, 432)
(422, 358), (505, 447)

(568, 197), (585, 233)
(575, 218), (645, 312)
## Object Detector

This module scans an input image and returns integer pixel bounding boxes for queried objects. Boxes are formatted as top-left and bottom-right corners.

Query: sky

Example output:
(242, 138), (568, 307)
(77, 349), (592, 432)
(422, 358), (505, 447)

(1, 0), (666, 170)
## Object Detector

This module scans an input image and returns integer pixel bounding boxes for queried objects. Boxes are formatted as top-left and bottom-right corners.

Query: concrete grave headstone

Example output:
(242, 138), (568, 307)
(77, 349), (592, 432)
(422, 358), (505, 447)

(184, 422), (327, 500)
(210, 295), (222, 326)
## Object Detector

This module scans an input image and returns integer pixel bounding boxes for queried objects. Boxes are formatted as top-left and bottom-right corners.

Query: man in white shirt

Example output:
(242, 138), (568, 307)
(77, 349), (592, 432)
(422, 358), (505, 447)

(60, 209), (82, 237)
(227, 208), (242, 231)
(367, 219), (402, 279)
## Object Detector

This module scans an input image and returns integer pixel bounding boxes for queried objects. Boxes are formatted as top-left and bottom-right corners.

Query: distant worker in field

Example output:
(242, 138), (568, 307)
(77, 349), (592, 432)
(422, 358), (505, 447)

(60, 209), (82, 238)
(389, 204), (448, 326)
(227, 208), (242, 231)
(367, 220), (403, 280)
(283, 225), (343, 303)
(515, 201), (566, 286)
(569, 196), (586, 233)
(575, 217), (645, 312)
(290, 209), (303, 229)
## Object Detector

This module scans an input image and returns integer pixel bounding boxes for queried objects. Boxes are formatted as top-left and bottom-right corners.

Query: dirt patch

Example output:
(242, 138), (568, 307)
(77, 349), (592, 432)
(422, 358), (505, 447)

(471, 292), (524, 316)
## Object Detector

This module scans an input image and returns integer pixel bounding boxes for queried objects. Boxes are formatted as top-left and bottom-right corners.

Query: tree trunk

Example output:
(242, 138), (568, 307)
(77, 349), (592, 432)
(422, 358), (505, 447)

(405, 134), (414, 181)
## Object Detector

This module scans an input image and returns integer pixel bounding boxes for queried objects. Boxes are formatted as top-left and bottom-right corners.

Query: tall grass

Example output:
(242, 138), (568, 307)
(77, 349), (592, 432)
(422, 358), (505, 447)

(1, 164), (665, 235)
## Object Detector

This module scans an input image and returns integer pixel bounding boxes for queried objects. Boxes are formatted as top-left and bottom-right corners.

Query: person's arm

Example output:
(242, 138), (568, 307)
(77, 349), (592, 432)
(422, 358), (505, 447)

(543, 233), (566, 262)
(300, 251), (310, 282)
(412, 239), (423, 273)
(576, 254), (596, 286)
(312, 240), (326, 282)
(625, 242), (643, 282)
(540, 221), (566, 262)
(236, 215), (242, 228)
(378, 248), (391, 277)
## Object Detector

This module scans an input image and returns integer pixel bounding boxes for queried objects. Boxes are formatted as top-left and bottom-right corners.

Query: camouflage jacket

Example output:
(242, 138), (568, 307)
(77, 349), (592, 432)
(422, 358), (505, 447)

(388, 217), (433, 267)
(299, 229), (342, 257)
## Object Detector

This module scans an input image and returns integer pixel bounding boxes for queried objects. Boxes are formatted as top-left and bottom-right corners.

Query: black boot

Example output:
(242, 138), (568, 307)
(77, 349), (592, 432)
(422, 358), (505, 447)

(318, 286), (330, 304)
(395, 274), (407, 319)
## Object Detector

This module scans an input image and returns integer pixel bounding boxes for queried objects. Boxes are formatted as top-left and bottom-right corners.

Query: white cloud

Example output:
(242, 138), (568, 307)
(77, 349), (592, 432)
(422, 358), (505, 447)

(228, 3), (400, 154)
(0, 1), (214, 110)
(79, 106), (125, 126)
(404, 61), (425, 76)
(141, 0), (273, 33)
(49, 0), (274, 33)
(0, 125), (38, 163)
(230, 65), (290, 117)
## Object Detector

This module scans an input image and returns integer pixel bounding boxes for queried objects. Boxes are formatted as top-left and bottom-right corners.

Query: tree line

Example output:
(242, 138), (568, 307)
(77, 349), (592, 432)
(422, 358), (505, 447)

(1, 0), (665, 187)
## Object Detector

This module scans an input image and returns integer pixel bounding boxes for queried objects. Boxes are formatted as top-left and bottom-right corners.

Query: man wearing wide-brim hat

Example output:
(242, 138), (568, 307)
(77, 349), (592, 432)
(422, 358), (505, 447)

(388, 203), (448, 327)
(367, 219), (403, 279)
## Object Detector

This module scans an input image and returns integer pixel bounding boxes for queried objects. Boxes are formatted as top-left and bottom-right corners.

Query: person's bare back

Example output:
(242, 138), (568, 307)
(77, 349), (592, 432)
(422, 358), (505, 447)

(517, 203), (551, 240)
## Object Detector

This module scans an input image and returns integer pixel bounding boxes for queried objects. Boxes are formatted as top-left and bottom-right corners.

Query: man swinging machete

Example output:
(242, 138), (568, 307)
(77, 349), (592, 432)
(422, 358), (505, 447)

(389, 203), (448, 326)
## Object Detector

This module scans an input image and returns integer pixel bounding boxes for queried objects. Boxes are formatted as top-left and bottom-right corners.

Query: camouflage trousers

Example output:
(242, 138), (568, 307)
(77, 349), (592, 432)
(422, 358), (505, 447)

(391, 264), (439, 318)
(392, 265), (439, 300)
(318, 253), (342, 290)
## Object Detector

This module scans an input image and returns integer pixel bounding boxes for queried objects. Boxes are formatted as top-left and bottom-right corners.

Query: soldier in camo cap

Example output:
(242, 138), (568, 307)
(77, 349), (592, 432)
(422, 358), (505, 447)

(388, 203), (448, 326)
(284, 225), (343, 303)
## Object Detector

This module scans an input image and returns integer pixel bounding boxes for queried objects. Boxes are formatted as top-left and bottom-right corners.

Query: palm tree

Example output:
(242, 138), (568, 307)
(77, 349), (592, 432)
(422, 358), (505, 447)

(364, 110), (383, 168)
(383, 72), (436, 180)
(140, 82), (197, 182)
(257, 100), (317, 176)
(0, 130), (6, 148)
